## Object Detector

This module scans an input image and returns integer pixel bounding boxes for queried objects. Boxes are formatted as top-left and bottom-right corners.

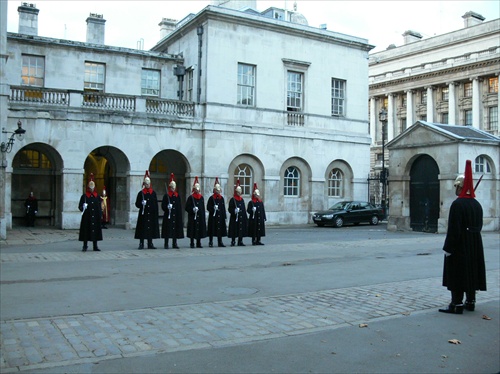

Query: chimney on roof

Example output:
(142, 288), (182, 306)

(86, 13), (106, 44)
(462, 11), (485, 27)
(159, 18), (177, 39)
(18, 2), (39, 36)
(402, 30), (422, 45)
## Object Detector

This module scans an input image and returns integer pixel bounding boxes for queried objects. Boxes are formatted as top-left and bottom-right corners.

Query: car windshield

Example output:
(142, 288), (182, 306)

(329, 202), (351, 210)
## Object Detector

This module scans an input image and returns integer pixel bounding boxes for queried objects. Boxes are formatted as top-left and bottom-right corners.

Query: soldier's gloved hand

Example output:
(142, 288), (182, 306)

(252, 207), (256, 212)
(83, 203), (88, 209)
(444, 251), (451, 257)
(235, 208), (239, 214)
(167, 204), (172, 209)
(35, 211), (37, 214)
(142, 200), (147, 206)
(214, 204), (219, 211)
(193, 207), (199, 212)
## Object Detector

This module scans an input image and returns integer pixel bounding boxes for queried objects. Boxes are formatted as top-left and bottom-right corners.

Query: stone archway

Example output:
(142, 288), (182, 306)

(12, 143), (63, 227)
(409, 154), (440, 232)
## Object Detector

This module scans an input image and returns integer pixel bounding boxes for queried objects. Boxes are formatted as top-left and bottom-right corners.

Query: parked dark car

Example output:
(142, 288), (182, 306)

(312, 201), (384, 228)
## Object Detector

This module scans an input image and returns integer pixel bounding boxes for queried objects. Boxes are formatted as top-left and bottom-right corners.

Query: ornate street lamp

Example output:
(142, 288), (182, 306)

(378, 109), (387, 219)
(1, 120), (26, 153)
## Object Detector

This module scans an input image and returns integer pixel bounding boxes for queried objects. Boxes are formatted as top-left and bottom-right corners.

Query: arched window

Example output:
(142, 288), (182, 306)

(474, 156), (491, 174)
(328, 169), (343, 197)
(284, 166), (300, 196)
(234, 164), (252, 195)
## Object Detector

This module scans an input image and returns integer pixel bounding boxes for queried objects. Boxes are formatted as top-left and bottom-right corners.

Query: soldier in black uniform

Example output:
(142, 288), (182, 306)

(185, 176), (207, 248)
(440, 160), (486, 314)
(207, 177), (227, 248)
(161, 173), (184, 249)
(78, 174), (103, 251)
(135, 170), (160, 249)
(24, 191), (38, 227)
(228, 179), (248, 246)
(247, 183), (267, 245)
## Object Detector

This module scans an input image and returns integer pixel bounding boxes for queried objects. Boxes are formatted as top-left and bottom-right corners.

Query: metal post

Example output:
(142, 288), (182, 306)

(379, 108), (387, 219)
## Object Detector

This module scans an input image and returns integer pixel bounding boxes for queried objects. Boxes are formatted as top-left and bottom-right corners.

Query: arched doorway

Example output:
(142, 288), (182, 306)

(84, 146), (129, 227)
(12, 144), (63, 227)
(410, 155), (440, 232)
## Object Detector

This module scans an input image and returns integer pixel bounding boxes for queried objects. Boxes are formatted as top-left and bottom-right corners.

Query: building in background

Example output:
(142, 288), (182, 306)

(367, 11), (500, 231)
(0, 1), (373, 238)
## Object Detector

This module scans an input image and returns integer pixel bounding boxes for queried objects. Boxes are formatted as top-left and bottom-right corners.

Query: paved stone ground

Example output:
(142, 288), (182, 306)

(1, 265), (499, 373)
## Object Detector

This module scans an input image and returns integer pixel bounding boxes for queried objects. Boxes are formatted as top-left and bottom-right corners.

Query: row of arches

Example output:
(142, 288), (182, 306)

(10, 143), (355, 228)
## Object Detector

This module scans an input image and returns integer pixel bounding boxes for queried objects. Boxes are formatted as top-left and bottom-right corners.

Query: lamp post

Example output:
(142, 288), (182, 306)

(378, 109), (387, 219)
(1, 120), (26, 154)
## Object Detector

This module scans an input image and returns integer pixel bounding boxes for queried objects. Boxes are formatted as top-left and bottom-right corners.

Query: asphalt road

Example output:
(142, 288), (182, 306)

(1, 224), (499, 373)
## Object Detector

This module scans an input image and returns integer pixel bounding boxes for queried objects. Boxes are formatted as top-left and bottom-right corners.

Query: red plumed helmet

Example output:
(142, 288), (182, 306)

(143, 170), (151, 188)
(458, 160), (475, 199)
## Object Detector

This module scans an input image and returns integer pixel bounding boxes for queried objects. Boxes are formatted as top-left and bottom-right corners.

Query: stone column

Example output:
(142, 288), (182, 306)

(426, 86), (434, 122)
(388, 93), (395, 140)
(369, 97), (376, 145)
(61, 169), (84, 229)
(406, 90), (414, 127)
(0, 0), (9, 238)
(448, 82), (456, 125)
(472, 77), (480, 128)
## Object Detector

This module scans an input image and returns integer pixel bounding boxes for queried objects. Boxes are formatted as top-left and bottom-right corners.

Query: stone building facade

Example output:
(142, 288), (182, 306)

(0, 2), (374, 238)
(367, 11), (500, 231)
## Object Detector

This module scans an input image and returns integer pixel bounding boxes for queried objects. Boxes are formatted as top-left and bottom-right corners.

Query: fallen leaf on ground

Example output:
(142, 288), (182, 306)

(448, 339), (461, 344)
(359, 323), (368, 328)
(482, 315), (492, 320)
(402, 312), (411, 316)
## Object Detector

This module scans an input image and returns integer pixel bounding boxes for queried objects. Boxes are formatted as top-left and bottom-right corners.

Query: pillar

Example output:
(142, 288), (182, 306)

(472, 77), (480, 128)
(448, 82), (456, 125)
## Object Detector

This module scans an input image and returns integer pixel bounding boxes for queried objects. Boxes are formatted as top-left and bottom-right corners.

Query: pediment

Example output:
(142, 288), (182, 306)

(387, 122), (457, 148)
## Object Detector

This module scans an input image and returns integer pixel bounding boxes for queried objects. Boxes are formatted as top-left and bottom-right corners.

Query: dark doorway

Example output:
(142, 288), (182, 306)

(410, 155), (440, 232)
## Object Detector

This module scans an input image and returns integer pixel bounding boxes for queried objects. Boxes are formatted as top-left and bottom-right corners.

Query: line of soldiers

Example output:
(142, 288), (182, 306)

(136, 171), (267, 250)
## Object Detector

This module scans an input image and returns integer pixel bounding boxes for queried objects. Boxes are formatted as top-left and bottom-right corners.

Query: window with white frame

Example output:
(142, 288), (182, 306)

(488, 77), (498, 93)
(487, 106), (498, 132)
(464, 82), (472, 97)
(234, 164), (252, 195)
(441, 87), (449, 101)
(84, 62), (105, 91)
(464, 109), (472, 126)
(21, 54), (44, 87)
(141, 69), (160, 96)
(284, 166), (300, 196)
(331, 78), (346, 116)
(287, 71), (303, 112)
(237, 63), (255, 106)
(421, 90), (427, 104)
(328, 169), (343, 197)
(186, 69), (194, 101)
(474, 156), (491, 174)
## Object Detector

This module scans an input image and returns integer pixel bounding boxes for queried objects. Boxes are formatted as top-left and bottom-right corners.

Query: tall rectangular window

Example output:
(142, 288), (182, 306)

(488, 106), (498, 131)
(464, 82), (472, 97)
(84, 62), (105, 91)
(441, 87), (449, 101)
(287, 71), (303, 112)
(237, 63), (255, 106)
(401, 95), (407, 107)
(284, 166), (300, 196)
(186, 69), (194, 101)
(464, 109), (472, 125)
(421, 91), (427, 104)
(488, 77), (498, 93)
(21, 55), (44, 87)
(441, 112), (449, 124)
(141, 69), (160, 96)
(331, 78), (346, 116)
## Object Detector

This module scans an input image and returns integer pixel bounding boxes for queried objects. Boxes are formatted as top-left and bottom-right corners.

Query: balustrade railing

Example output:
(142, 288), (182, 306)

(10, 86), (69, 105)
(146, 98), (195, 117)
(287, 112), (305, 126)
(82, 92), (136, 111)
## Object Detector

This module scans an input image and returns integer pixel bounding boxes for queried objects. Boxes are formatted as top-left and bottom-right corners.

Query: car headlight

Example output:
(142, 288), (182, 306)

(323, 214), (333, 219)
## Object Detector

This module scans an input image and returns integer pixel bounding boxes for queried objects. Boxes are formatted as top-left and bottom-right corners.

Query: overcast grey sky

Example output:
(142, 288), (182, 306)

(6, 0), (500, 52)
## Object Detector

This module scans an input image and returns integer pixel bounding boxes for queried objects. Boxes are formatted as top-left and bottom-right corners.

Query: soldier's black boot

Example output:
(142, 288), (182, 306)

(173, 239), (179, 249)
(138, 241), (144, 250)
(196, 239), (203, 248)
(439, 303), (464, 314)
(164, 239), (169, 249)
(209, 237), (213, 247)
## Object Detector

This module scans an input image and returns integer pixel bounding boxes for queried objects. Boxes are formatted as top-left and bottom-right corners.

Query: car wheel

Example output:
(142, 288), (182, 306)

(316, 223), (325, 227)
(334, 217), (344, 228)
(370, 216), (379, 225)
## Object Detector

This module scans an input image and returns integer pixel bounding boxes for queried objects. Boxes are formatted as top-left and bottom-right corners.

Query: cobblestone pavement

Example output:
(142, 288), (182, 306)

(1, 262), (499, 373)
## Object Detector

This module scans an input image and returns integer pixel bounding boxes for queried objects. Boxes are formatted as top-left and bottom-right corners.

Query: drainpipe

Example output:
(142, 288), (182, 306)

(196, 25), (203, 104)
